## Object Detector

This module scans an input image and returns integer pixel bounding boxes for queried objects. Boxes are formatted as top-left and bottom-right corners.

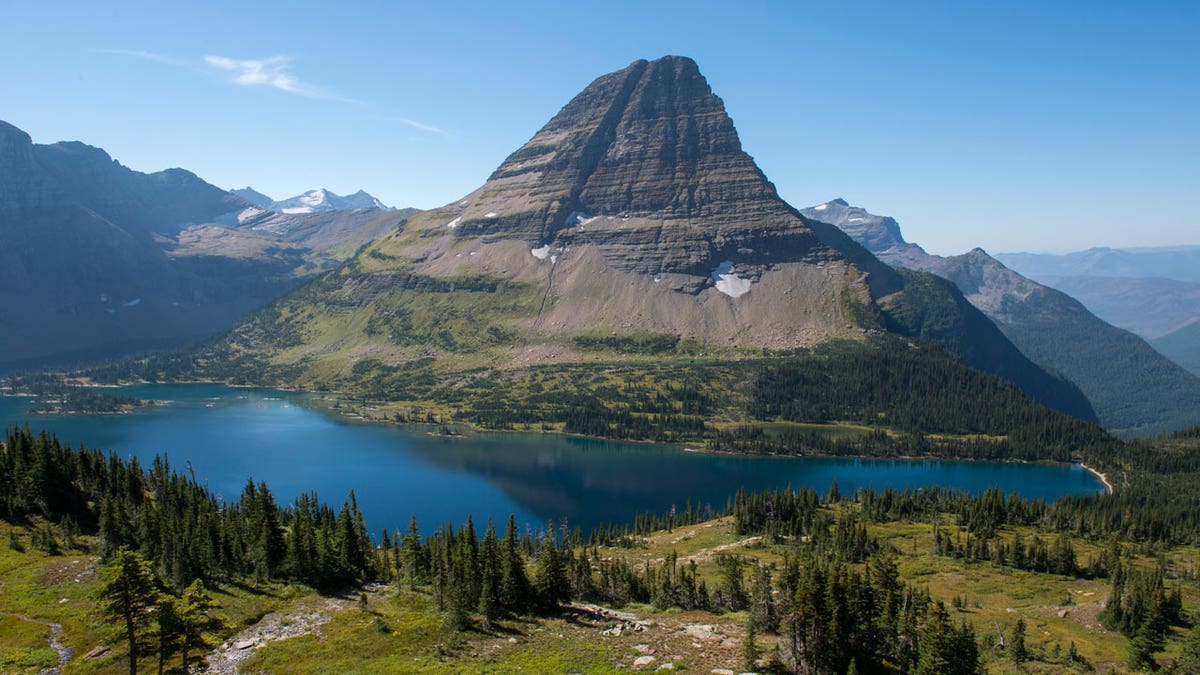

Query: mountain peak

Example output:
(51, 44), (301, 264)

(800, 199), (909, 253)
(272, 188), (389, 214)
(232, 187), (275, 208)
(438, 55), (835, 277)
(0, 120), (33, 147)
(45, 140), (116, 166)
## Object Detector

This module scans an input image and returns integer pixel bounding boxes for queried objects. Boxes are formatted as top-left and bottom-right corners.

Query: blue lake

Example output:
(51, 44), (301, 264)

(0, 384), (1103, 535)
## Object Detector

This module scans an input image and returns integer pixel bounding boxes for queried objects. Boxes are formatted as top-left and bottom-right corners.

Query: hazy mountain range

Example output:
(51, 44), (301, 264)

(996, 246), (1200, 284)
(996, 247), (1200, 378)
(0, 120), (411, 370)
(801, 199), (1200, 436)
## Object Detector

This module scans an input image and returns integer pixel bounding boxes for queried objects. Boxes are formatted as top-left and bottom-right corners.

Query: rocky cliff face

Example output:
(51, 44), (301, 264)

(803, 199), (909, 253)
(425, 57), (894, 287)
(804, 199), (1200, 436)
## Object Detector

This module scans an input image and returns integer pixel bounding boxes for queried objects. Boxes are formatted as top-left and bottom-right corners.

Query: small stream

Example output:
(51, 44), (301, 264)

(15, 615), (73, 674)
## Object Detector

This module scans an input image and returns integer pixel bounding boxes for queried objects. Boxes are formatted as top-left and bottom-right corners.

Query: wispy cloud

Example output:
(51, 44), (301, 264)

(98, 49), (446, 135)
(95, 49), (188, 67)
(203, 54), (364, 105)
(400, 118), (447, 135)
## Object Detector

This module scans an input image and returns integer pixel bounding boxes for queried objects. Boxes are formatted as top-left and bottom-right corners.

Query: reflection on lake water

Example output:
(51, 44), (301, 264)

(0, 384), (1103, 534)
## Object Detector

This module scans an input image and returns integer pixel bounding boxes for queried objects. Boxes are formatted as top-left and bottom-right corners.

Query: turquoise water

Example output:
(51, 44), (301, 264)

(0, 384), (1103, 535)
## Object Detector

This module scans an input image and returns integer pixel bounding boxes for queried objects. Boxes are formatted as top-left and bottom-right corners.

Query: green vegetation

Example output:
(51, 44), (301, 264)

(4, 374), (147, 415)
(571, 332), (682, 355)
(4, 424), (1200, 672)
(880, 269), (1097, 422)
(76, 335), (1120, 463)
(92, 547), (161, 675)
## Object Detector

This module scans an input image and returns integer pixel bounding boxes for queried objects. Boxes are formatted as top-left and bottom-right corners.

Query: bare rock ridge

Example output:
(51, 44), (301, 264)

(803, 198), (1200, 436)
(807, 198), (909, 253)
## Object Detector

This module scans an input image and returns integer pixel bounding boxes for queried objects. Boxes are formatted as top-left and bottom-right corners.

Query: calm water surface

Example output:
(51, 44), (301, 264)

(0, 384), (1103, 534)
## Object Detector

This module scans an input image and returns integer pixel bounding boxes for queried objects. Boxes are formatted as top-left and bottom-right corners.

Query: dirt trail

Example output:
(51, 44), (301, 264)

(647, 535), (764, 566)
(199, 597), (353, 674)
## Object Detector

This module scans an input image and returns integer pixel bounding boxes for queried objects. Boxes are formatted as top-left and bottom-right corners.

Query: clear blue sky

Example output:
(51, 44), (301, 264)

(3, 0), (1196, 254)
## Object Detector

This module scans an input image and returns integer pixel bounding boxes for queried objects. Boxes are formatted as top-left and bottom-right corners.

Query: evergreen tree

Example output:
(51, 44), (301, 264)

(403, 515), (424, 590)
(500, 515), (532, 614)
(379, 529), (393, 581)
(478, 519), (501, 627)
(154, 596), (182, 675)
(1010, 617), (1029, 665)
(749, 562), (777, 633)
(743, 616), (760, 672)
(93, 547), (162, 675)
(915, 602), (954, 674)
(715, 554), (748, 612)
(178, 579), (223, 674)
(534, 521), (569, 610)
(914, 602), (979, 674)
(1127, 610), (1166, 671)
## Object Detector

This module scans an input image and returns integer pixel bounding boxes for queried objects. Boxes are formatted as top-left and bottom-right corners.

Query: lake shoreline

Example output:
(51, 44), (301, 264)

(69, 383), (1112, 496)
(1078, 462), (1114, 494)
(275, 389), (1110, 496)
(1, 383), (1111, 534)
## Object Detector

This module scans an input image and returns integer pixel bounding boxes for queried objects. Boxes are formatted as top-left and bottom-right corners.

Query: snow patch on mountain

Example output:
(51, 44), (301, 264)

(712, 261), (751, 298)
(236, 187), (392, 214)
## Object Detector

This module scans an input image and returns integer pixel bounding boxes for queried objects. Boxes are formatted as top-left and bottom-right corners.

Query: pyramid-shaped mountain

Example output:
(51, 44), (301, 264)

(211, 57), (1092, 420)
(441, 57), (871, 278)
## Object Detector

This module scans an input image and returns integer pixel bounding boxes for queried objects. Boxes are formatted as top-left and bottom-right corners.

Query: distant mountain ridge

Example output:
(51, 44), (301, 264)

(232, 187), (392, 214)
(231, 186), (274, 208)
(997, 246), (1200, 284)
(1031, 275), (1200, 339)
(1152, 320), (1200, 377)
(0, 120), (408, 370)
(802, 198), (1200, 436)
(199, 56), (1093, 422)
(996, 244), (1200, 377)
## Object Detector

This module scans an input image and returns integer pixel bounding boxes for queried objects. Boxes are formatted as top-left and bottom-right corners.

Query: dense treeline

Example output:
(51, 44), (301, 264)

(1100, 561), (1188, 670)
(65, 335), (1121, 465)
(11, 424), (1200, 672)
(1, 424), (982, 674)
(2, 373), (146, 414)
(0, 426), (376, 589)
(708, 425), (1090, 462)
(734, 475), (1200, 554)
